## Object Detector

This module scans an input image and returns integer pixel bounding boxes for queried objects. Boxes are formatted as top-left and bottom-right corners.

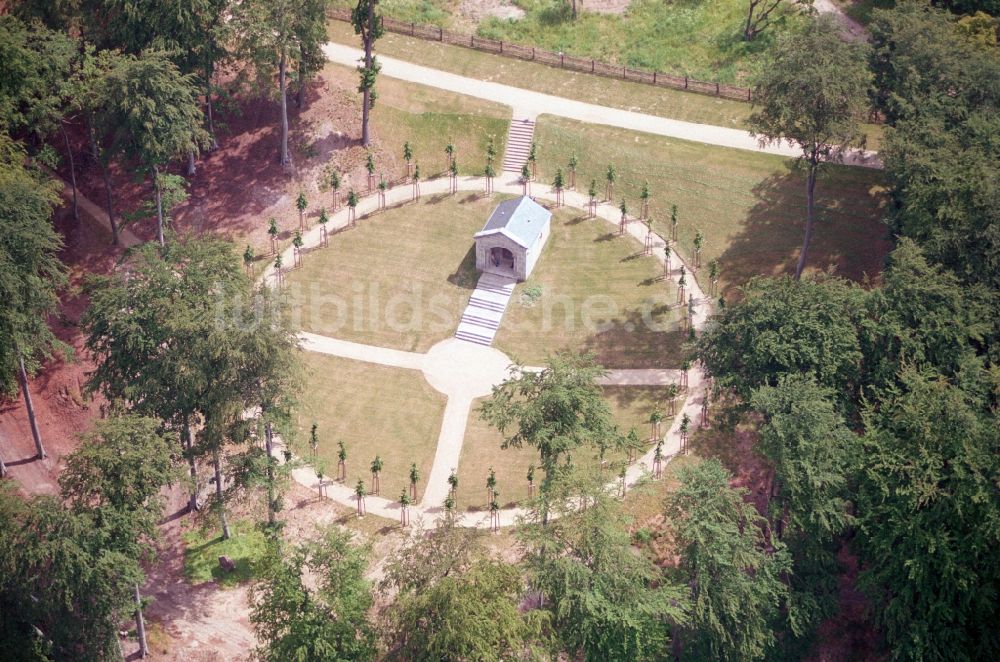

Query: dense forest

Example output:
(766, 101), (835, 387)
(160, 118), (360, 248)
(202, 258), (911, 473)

(0, 0), (998, 660)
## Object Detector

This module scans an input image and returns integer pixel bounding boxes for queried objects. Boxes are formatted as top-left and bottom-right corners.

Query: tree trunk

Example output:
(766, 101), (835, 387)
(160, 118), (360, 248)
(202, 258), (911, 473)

(744, 0), (757, 41)
(0, 453), (7, 477)
(214, 450), (230, 540)
(297, 43), (306, 108)
(184, 416), (199, 512)
(186, 151), (196, 177)
(205, 68), (219, 151)
(17, 352), (45, 460)
(93, 131), (120, 245)
(264, 421), (275, 526)
(794, 162), (817, 279)
(152, 165), (165, 247)
(134, 583), (148, 658)
(85, 112), (99, 161)
(278, 49), (291, 167)
(60, 124), (79, 224)
(361, 2), (375, 147)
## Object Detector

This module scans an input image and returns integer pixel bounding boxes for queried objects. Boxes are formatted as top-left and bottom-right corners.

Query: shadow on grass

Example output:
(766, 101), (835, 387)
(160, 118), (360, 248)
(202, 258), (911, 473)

(717, 170), (890, 300)
(579, 307), (686, 369)
(448, 245), (479, 290)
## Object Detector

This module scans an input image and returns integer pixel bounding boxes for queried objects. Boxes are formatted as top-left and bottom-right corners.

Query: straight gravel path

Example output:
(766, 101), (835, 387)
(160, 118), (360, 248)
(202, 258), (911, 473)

(321, 42), (881, 169)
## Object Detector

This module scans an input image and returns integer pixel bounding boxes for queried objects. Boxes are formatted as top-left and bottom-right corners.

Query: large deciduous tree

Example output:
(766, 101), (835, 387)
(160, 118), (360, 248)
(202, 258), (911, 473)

(664, 459), (790, 661)
(748, 15), (871, 279)
(478, 351), (621, 523)
(58, 414), (175, 658)
(250, 526), (377, 661)
(521, 469), (687, 660)
(697, 275), (865, 412)
(0, 138), (67, 462)
(855, 368), (1000, 660)
(83, 236), (246, 513)
(232, 0), (328, 167)
(101, 50), (208, 245)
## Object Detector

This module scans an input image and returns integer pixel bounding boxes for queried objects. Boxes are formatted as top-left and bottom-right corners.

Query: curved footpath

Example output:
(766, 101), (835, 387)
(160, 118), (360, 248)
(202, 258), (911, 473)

(321, 42), (882, 170)
(263, 171), (710, 529)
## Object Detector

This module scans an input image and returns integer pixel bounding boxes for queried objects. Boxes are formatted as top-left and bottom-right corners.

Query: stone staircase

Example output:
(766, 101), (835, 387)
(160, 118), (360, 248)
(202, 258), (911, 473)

(454, 273), (517, 346)
(502, 117), (536, 173)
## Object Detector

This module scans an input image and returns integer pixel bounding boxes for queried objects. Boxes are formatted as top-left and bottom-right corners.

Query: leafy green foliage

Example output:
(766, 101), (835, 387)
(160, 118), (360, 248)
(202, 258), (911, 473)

(855, 368), (1000, 660)
(698, 275), (866, 411)
(749, 375), (856, 639)
(0, 139), (66, 397)
(664, 459), (790, 661)
(521, 470), (686, 661)
(183, 520), (271, 587)
(250, 527), (376, 661)
(0, 486), (142, 660)
(0, 14), (75, 136)
(478, 352), (621, 518)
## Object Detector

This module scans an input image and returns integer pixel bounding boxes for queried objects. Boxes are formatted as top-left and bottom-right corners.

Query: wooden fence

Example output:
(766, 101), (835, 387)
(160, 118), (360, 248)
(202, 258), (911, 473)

(328, 8), (754, 103)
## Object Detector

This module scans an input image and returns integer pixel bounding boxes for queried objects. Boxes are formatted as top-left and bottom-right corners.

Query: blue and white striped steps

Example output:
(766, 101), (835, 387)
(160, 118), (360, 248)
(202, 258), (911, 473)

(454, 273), (517, 346)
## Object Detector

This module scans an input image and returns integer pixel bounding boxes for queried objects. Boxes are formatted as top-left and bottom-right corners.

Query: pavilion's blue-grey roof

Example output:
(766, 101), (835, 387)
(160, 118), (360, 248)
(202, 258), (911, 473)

(474, 196), (551, 248)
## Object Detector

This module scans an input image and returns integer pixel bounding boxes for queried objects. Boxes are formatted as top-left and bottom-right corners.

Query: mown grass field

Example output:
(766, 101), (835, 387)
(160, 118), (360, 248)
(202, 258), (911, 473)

(494, 206), (684, 369)
(531, 116), (891, 297)
(294, 352), (447, 504)
(457, 385), (674, 511)
(283, 193), (498, 351)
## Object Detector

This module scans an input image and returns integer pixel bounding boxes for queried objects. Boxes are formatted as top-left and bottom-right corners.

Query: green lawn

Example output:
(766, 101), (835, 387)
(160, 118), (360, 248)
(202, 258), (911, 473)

(323, 61), (510, 179)
(295, 352), (447, 503)
(182, 520), (270, 587)
(284, 194), (507, 351)
(457, 385), (674, 511)
(532, 115), (891, 297)
(494, 206), (684, 369)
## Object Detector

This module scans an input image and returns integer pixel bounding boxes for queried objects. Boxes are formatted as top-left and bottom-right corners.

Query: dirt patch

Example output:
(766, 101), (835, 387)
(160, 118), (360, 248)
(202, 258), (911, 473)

(460, 0), (525, 23)
(580, 0), (631, 15)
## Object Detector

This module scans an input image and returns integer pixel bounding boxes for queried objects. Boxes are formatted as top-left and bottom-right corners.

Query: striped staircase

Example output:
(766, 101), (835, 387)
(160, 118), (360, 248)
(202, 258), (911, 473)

(502, 117), (536, 173)
(454, 273), (517, 346)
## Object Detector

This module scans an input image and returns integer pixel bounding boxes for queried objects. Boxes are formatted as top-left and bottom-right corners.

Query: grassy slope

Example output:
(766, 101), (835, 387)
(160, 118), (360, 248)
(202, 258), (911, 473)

(494, 206), (684, 369)
(295, 353), (447, 503)
(532, 116), (891, 297)
(458, 385), (674, 510)
(182, 520), (269, 587)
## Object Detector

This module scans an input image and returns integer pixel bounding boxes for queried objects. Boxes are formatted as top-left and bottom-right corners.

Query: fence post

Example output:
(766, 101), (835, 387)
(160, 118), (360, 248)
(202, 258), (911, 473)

(411, 22), (415, 35)
(500, 40), (503, 54)
(471, 35), (475, 47)
(439, 26), (443, 41)
(560, 53), (564, 67)
(653, 72), (657, 84)
(747, 88), (751, 102)
(532, 47), (535, 60)
(716, 82), (720, 96)
(591, 60), (595, 73)
(684, 75), (688, 89)
(623, 65), (626, 79)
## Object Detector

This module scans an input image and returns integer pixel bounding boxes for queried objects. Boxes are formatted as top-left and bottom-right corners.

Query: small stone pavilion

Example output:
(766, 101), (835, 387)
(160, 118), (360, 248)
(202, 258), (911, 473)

(473, 196), (551, 281)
